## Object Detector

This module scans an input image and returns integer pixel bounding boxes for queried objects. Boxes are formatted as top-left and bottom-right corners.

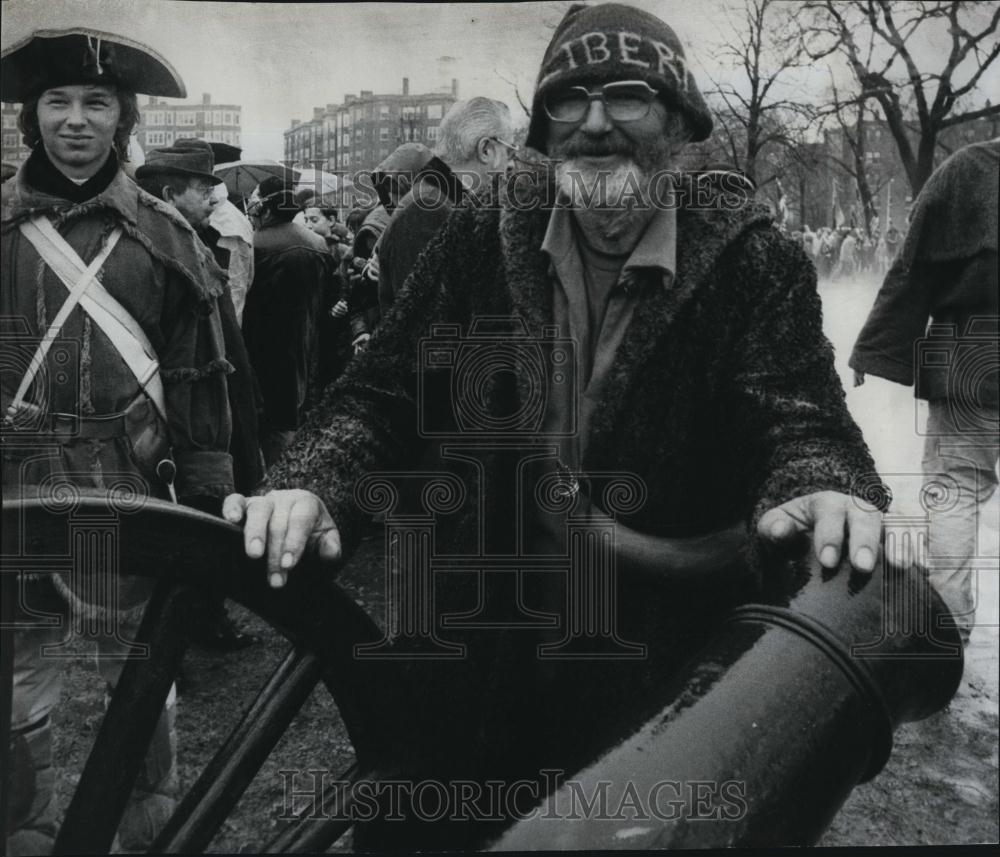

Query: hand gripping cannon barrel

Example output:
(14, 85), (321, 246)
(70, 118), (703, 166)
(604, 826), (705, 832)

(489, 535), (965, 849)
(1, 488), (964, 852)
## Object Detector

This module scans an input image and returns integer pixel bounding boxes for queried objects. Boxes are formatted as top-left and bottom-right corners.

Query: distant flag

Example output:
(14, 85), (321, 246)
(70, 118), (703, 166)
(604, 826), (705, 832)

(776, 178), (789, 229)
(832, 178), (846, 228)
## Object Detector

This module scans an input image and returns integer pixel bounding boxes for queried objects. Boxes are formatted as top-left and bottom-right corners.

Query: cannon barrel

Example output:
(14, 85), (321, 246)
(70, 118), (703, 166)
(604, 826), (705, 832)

(489, 545), (964, 850)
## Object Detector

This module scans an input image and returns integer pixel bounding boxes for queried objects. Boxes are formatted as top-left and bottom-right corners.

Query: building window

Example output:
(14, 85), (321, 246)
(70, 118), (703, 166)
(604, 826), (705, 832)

(379, 127), (389, 141)
(146, 131), (166, 146)
(211, 110), (221, 125)
(3, 133), (18, 148)
(234, 114), (240, 126)
(342, 153), (350, 166)
(3, 114), (18, 129)
(177, 112), (196, 126)
(223, 112), (233, 125)
(380, 104), (390, 116)
(425, 125), (438, 142)
(427, 104), (442, 119)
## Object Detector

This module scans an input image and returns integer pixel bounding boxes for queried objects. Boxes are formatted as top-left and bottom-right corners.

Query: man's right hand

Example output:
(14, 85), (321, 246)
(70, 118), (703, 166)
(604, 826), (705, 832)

(222, 490), (342, 588)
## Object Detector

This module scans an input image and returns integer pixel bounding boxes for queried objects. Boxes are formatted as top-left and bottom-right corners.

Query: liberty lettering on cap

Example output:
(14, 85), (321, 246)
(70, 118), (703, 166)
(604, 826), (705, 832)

(1, 27), (186, 101)
(549, 30), (689, 92)
(526, 3), (712, 153)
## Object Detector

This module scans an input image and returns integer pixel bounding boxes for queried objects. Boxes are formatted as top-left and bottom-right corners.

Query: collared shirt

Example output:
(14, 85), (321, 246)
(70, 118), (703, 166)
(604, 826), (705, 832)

(540, 199), (677, 465)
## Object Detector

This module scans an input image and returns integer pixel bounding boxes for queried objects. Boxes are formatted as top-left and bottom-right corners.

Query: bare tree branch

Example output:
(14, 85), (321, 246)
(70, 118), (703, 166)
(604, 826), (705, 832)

(799, 0), (1000, 194)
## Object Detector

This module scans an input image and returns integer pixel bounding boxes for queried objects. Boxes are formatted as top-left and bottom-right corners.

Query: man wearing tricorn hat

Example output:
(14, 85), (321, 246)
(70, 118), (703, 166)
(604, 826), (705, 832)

(227, 2), (887, 845)
(1, 28), (235, 852)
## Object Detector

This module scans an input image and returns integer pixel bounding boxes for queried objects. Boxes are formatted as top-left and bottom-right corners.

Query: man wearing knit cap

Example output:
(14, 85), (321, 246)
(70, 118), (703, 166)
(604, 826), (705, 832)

(2, 27), (235, 853)
(226, 3), (886, 845)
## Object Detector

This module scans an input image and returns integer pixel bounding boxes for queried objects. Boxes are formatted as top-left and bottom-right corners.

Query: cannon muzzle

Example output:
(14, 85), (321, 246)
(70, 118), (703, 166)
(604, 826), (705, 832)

(489, 545), (964, 849)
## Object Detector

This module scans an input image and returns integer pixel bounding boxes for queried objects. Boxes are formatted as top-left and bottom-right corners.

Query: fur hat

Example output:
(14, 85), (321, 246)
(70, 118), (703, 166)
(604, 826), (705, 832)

(525, 3), (712, 153)
(1, 27), (185, 101)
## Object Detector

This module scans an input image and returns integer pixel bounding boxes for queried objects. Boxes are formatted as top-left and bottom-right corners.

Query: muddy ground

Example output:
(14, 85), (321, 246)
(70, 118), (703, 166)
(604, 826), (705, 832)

(48, 273), (999, 851)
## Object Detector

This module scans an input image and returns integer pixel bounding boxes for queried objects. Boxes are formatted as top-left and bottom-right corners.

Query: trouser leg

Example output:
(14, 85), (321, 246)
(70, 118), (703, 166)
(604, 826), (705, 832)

(6, 581), (67, 856)
(922, 399), (1000, 642)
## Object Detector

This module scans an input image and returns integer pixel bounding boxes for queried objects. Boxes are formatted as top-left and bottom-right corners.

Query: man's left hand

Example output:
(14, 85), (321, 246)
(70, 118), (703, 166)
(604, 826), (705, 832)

(757, 491), (882, 573)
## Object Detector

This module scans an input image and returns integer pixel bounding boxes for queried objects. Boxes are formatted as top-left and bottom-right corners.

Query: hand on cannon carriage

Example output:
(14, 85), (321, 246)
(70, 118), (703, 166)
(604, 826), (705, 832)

(757, 490), (882, 574)
(223, 490), (342, 587)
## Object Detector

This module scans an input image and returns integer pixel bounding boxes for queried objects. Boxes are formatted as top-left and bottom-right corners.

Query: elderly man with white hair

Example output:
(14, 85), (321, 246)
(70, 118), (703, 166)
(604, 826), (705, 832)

(375, 96), (515, 316)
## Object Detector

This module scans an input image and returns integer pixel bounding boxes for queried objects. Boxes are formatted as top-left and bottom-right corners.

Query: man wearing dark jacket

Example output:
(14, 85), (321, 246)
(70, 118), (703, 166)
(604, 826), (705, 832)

(137, 140), (264, 649)
(226, 2), (885, 846)
(242, 176), (333, 466)
(851, 139), (999, 644)
(376, 98), (514, 318)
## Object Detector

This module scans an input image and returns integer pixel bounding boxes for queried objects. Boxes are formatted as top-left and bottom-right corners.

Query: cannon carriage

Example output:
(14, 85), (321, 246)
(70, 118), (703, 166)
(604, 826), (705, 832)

(1, 489), (963, 853)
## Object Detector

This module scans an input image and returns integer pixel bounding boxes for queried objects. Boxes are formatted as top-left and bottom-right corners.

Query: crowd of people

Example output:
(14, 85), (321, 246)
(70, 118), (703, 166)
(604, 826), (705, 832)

(1, 2), (993, 852)
(787, 222), (905, 281)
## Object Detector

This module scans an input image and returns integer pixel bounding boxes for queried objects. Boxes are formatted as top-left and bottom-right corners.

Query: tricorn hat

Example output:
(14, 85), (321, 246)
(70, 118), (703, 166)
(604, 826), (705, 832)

(1, 27), (186, 102)
(135, 143), (221, 186)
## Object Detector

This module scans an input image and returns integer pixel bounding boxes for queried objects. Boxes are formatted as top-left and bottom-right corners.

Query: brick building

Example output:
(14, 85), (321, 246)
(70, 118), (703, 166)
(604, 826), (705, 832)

(1, 101), (30, 167)
(284, 77), (459, 175)
(136, 92), (242, 153)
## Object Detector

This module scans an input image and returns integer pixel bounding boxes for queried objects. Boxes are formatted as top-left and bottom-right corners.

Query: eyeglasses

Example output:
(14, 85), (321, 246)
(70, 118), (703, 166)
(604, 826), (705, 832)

(543, 80), (660, 124)
(489, 137), (519, 153)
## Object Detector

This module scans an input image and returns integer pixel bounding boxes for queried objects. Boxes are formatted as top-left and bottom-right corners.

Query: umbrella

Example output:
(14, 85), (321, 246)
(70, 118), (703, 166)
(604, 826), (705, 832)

(214, 160), (300, 199)
(293, 168), (352, 206)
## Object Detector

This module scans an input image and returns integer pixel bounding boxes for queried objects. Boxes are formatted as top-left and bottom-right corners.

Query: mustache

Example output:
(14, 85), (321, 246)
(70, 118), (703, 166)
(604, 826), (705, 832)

(552, 131), (637, 161)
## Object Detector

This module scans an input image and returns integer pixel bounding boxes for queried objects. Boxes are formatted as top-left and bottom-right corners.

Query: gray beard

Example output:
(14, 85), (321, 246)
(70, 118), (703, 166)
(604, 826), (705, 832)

(555, 158), (658, 243)
(555, 157), (650, 210)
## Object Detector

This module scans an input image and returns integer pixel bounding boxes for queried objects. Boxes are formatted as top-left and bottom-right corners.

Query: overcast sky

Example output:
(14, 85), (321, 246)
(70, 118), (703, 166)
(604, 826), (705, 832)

(2, 0), (996, 160)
